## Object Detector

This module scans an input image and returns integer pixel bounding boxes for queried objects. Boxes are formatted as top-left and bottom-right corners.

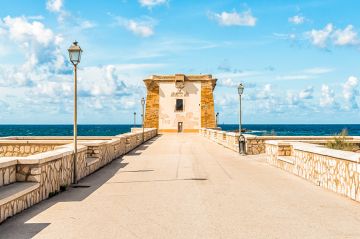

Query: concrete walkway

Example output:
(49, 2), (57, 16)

(1, 134), (360, 239)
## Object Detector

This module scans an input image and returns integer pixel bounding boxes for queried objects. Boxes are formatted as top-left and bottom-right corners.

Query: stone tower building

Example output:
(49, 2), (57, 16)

(143, 74), (217, 133)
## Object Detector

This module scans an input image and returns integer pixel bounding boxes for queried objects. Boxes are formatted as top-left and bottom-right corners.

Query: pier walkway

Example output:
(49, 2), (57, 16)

(1, 134), (360, 238)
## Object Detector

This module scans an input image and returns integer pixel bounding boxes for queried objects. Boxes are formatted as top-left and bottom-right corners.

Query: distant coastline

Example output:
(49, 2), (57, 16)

(0, 124), (359, 137)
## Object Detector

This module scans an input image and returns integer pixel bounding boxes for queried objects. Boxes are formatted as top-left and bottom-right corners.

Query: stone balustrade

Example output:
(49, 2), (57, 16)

(200, 127), (360, 202)
(0, 128), (157, 223)
(265, 140), (360, 202)
(199, 128), (359, 155)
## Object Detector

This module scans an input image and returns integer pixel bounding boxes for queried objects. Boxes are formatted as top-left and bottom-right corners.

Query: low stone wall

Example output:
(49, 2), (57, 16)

(199, 128), (359, 155)
(265, 140), (360, 202)
(0, 128), (158, 223)
(0, 143), (63, 157)
(0, 160), (16, 186)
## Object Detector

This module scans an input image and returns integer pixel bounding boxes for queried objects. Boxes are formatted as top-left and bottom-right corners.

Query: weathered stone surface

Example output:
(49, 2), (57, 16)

(0, 143), (58, 157)
(30, 167), (41, 175)
(144, 80), (159, 129)
(265, 141), (360, 203)
(0, 170), (3, 186)
(4, 167), (9, 185)
(200, 80), (216, 128)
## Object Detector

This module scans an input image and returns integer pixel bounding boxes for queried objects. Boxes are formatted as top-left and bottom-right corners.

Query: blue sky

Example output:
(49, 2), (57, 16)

(0, 0), (359, 124)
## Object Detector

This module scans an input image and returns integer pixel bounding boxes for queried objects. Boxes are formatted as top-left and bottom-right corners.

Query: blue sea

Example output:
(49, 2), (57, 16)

(0, 124), (359, 137)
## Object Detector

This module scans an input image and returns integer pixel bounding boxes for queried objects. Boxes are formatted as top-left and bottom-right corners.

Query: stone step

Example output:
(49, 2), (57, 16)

(277, 156), (295, 165)
(86, 157), (99, 167)
(0, 182), (40, 206)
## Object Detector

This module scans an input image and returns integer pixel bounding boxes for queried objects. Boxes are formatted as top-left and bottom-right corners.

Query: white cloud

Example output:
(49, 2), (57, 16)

(79, 65), (126, 97)
(0, 16), (66, 86)
(343, 76), (359, 109)
(277, 75), (312, 80)
(320, 84), (335, 107)
(299, 86), (314, 99)
(288, 15), (305, 25)
(216, 71), (262, 80)
(3, 16), (55, 46)
(333, 25), (359, 46)
(138, 0), (167, 8)
(79, 20), (96, 29)
(303, 67), (334, 74)
(215, 94), (237, 107)
(273, 33), (296, 40)
(277, 67), (334, 81)
(218, 78), (238, 87)
(306, 24), (359, 48)
(256, 84), (273, 100)
(115, 17), (155, 37)
(307, 23), (333, 48)
(210, 10), (257, 27)
(19, 63), (165, 117)
(46, 0), (63, 13)
(286, 91), (299, 106)
(33, 81), (72, 98)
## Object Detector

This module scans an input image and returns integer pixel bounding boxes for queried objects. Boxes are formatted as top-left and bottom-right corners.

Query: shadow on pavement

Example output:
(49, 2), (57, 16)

(0, 135), (160, 239)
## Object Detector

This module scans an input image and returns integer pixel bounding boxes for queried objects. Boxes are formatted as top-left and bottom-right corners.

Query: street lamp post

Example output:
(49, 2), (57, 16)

(133, 112), (136, 128)
(238, 83), (245, 155)
(141, 98), (145, 143)
(68, 41), (83, 184)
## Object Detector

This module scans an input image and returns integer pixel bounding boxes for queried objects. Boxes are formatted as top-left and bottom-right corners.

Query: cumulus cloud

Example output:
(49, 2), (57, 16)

(210, 10), (257, 27)
(215, 94), (237, 107)
(0, 16), (66, 86)
(285, 86), (314, 108)
(115, 17), (155, 37)
(307, 23), (333, 48)
(320, 84), (336, 107)
(78, 65), (128, 97)
(46, 0), (63, 13)
(343, 76), (359, 110)
(333, 25), (359, 46)
(306, 24), (359, 48)
(288, 15), (305, 25)
(138, 0), (167, 8)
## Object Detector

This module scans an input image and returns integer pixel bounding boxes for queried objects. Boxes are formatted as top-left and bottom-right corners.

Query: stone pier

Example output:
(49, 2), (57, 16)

(1, 133), (360, 238)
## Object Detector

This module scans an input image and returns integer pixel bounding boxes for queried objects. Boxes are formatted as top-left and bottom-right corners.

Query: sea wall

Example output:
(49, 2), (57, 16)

(265, 140), (360, 202)
(0, 128), (157, 223)
(199, 128), (359, 155)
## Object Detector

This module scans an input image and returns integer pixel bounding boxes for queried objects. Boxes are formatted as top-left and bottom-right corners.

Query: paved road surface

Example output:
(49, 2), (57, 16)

(1, 134), (360, 238)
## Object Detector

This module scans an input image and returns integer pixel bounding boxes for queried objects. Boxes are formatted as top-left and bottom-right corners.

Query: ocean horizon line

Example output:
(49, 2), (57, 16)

(0, 123), (359, 126)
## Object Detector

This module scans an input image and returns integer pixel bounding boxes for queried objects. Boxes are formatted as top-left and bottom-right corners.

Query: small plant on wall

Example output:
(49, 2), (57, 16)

(326, 129), (359, 152)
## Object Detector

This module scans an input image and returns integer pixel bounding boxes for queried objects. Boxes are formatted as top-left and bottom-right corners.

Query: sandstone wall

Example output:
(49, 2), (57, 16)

(199, 128), (358, 155)
(0, 143), (61, 157)
(265, 141), (360, 202)
(200, 81), (216, 128)
(144, 80), (159, 129)
(0, 161), (16, 187)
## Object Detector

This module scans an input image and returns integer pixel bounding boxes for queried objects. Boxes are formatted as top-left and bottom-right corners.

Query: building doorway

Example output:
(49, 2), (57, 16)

(178, 122), (183, 133)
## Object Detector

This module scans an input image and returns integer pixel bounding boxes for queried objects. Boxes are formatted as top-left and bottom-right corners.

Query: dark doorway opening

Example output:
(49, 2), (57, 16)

(178, 122), (183, 132)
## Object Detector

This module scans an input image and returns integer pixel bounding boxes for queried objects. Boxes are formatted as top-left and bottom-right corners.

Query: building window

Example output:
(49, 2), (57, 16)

(175, 99), (184, 111)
